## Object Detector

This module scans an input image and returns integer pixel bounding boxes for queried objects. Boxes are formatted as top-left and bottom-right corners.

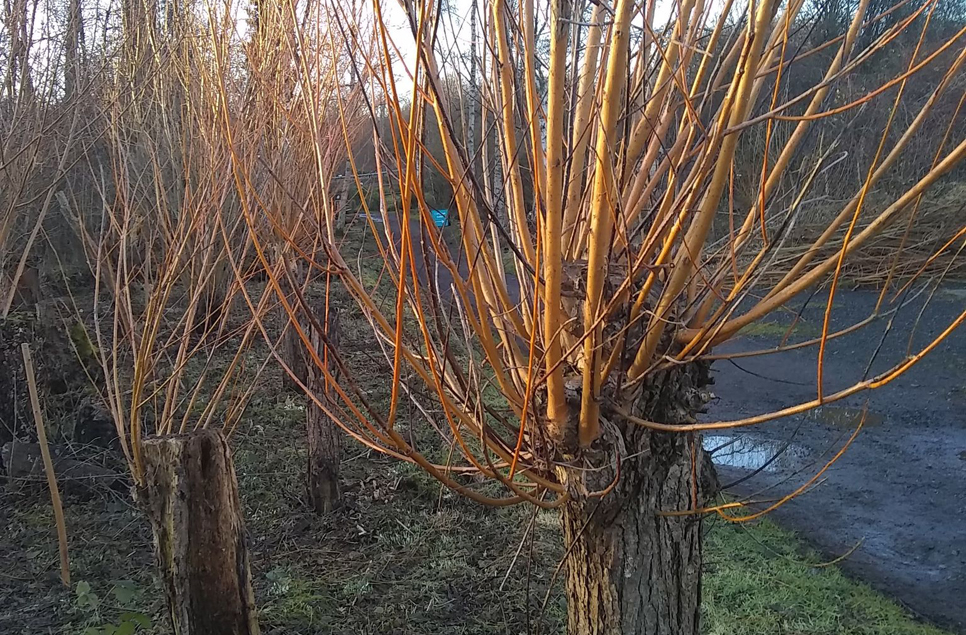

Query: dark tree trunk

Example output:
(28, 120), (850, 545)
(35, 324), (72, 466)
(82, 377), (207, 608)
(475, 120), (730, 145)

(281, 314), (309, 392)
(1, 313), (99, 448)
(333, 163), (350, 233)
(281, 262), (310, 393)
(137, 430), (260, 635)
(64, 0), (84, 99)
(190, 286), (227, 345)
(306, 304), (341, 513)
(0, 316), (35, 446)
(558, 362), (715, 635)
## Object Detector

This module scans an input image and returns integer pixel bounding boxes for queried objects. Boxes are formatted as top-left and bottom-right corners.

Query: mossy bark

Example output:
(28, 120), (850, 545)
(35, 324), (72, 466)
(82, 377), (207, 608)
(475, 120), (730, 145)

(137, 430), (259, 635)
(557, 363), (714, 635)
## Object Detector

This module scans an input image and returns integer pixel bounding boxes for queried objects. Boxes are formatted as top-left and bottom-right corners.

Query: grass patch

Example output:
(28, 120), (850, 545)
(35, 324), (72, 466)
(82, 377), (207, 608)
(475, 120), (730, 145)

(1, 403), (950, 635)
(704, 518), (946, 635)
(739, 319), (820, 340)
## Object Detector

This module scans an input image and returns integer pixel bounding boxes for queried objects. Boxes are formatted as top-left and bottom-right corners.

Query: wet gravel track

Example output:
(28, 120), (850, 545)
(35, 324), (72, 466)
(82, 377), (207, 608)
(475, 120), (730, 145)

(708, 287), (966, 633)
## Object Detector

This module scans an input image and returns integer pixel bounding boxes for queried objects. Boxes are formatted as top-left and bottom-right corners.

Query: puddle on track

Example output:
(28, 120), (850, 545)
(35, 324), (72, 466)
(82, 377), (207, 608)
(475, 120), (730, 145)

(703, 434), (810, 472)
(704, 406), (880, 473)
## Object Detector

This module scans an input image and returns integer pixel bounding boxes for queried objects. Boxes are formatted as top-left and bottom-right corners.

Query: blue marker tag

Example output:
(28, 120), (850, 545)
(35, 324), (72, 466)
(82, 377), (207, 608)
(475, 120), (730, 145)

(430, 209), (450, 227)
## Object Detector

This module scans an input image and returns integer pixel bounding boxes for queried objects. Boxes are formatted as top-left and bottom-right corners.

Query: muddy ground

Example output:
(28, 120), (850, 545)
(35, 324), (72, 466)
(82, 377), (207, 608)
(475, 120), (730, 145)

(707, 285), (966, 633)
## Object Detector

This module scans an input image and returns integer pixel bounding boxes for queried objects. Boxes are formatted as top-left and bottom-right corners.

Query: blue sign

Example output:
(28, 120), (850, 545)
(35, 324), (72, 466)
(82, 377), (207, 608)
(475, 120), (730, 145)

(430, 209), (450, 227)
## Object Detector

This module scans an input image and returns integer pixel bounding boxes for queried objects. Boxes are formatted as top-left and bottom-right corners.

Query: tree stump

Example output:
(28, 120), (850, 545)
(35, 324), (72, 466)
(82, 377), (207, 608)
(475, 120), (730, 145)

(306, 304), (341, 514)
(137, 430), (259, 635)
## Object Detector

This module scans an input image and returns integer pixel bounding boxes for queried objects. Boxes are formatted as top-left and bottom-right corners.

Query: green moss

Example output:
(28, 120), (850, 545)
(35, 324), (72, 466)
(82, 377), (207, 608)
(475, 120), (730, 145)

(260, 571), (334, 629)
(69, 321), (99, 361)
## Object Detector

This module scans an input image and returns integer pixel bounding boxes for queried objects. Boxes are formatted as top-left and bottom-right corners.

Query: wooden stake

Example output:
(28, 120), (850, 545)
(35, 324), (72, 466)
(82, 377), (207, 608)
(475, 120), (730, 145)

(21, 342), (70, 586)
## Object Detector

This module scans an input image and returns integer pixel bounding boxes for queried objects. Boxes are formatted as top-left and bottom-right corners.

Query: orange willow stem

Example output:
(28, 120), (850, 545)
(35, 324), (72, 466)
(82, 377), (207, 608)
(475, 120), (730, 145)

(543, 0), (571, 437)
(578, 0), (636, 447)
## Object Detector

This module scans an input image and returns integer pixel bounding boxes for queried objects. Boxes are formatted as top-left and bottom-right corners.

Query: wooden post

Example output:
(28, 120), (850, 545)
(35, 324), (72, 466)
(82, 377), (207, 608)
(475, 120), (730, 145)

(21, 343), (70, 585)
(306, 304), (341, 513)
(333, 163), (350, 233)
(138, 430), (260, 635)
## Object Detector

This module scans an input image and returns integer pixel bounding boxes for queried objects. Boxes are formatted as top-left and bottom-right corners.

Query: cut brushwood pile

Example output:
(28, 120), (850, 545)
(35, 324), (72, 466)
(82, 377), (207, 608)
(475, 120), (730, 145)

(747, 192), (966, 287)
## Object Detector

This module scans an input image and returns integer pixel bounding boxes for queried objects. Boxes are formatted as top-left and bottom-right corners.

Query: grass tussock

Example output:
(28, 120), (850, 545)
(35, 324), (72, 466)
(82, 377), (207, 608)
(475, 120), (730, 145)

(704, 519), (947, 635)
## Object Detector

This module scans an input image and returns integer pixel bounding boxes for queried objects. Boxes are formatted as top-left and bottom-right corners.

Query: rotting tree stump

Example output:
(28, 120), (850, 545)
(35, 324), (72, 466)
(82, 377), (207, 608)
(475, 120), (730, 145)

(137, 429), (259, 635)
(306, 302), (341, 514)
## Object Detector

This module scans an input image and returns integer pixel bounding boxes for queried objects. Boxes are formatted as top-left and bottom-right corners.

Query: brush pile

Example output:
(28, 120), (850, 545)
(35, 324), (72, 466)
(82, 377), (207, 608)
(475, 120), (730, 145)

(756, 188), (966, 288)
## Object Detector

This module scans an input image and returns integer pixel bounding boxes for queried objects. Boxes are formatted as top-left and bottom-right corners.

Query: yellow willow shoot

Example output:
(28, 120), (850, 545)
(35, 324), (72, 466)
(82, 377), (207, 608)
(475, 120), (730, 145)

(543, 0), (572, 441)
(579, 0), (638, 445)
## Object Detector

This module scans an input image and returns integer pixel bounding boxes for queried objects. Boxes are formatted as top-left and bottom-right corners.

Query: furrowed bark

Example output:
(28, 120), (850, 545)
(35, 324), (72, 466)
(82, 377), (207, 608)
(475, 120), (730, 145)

(281, 260), (311, 393)
(557, 362), (715, 635)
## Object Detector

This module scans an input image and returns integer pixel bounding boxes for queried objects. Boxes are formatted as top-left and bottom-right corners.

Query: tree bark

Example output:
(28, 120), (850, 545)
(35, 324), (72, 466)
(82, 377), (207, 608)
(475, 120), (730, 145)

(306, 304), (341, 513)
(281, 314), (309, 392)
(281, 261), (310, 393)
(557, 363), (714, 635)
(64, 0), (84, 99)
(137, 430), (260, 635)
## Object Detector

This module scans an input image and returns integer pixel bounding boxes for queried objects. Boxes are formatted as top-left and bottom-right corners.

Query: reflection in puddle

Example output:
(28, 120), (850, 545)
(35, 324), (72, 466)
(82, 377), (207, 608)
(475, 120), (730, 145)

(806, 406), (883, 427)
(703, 434), (809, 472)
